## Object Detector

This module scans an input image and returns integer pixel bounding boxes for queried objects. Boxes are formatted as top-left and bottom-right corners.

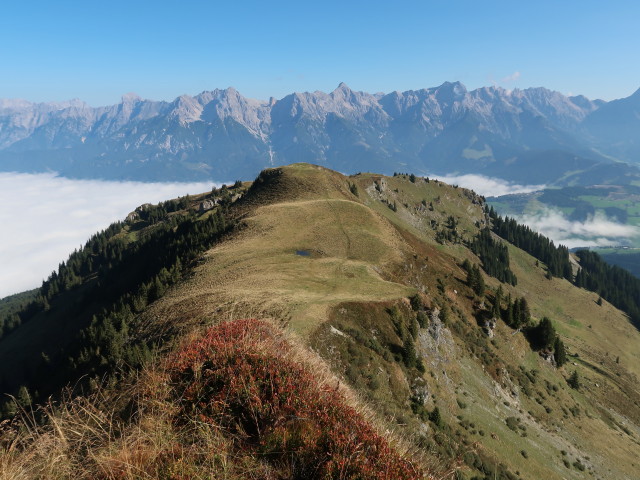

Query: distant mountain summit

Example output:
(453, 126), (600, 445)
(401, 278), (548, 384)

(0, 83), (638, 183)
(582, 87), (640, 162)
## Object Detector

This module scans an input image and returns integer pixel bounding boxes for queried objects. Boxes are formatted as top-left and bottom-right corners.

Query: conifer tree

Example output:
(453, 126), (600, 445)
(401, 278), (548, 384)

(536, 317), (557, 350)
(402, 336), (417, 369)
(430, 406), (443, 427)
(568, 370), (581, 390)
(554, 337), (567, 367)
(513, 298), (522, 328)
(492, 285), (503, 318)
(505, 294), (514, 326)
(519, 297), (530, 326)
(16, 385), (31, 408)
(467, 265), (485, 296)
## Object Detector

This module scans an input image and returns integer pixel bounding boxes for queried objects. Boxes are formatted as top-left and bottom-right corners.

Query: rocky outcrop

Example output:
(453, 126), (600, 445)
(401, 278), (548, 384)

(125, 211), (139, 223)
(199, 199), (217, 213)
(483, 317), (497, 337)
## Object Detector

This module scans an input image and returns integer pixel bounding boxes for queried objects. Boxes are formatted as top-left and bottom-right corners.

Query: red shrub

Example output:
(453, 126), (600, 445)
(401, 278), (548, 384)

(167, 318), (424, 479)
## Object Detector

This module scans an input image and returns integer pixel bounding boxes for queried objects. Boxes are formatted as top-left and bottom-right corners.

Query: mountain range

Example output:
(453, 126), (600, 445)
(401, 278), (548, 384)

(1, 83), (639, 183)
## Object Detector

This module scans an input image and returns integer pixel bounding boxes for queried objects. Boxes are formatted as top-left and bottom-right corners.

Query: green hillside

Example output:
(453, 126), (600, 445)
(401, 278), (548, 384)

(1, 164), (639, 480)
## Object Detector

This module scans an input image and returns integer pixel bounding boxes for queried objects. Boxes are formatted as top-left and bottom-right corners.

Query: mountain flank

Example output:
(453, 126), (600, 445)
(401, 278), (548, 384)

(1, 163), (639, 479)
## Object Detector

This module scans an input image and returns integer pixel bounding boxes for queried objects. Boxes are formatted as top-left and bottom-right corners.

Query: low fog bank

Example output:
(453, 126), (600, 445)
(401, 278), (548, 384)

(442, 171), (640, 249)
(427, 173), (545, 197)
(0, 172), (222, 298)
(514, 208), (640, 249)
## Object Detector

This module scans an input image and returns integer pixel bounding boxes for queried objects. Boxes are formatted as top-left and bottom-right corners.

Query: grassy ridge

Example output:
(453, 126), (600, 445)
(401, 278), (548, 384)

(169, 318), (426, 479)
(2, 164), (640, 479)
(0, 318), (429, 479)
(79, 165), (640, 479)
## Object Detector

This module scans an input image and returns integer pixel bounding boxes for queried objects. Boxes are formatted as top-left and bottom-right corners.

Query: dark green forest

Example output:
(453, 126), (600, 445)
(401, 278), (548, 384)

(486, 207), (640, 329)
(489, 207), (573, 280)
(574, 249), (640, 328)
(0, 185), (242, 417)
(470, 227), (517, 286)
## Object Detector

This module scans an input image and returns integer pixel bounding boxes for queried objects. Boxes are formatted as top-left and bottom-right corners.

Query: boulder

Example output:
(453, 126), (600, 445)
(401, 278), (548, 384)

(199, 199), (217, 213)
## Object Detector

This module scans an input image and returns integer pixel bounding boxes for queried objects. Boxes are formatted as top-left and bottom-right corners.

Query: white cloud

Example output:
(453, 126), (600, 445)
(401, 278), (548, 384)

(425, 174), (639, 248)
(515, 208), (640, 249)
(0, 172), (224, 298)
(427, 172), (545, 197)
(501, 71), (521, 83)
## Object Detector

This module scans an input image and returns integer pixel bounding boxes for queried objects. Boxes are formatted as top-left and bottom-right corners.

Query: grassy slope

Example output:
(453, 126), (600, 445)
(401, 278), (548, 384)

(4, 163), (638, 479)
(395, 176), (640, 479)
(145, 164), (413, 338)
(362, 173), (640, 479)
(141, 164), (640, 479)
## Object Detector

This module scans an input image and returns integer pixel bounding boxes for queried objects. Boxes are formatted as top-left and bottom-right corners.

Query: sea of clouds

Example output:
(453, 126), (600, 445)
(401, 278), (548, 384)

(427, 172), (640, 248)
(2, 171), (639, 300)
(513, 209), (639, 249)
(426, 172), (545, 197)
(0, 172), (222, 298)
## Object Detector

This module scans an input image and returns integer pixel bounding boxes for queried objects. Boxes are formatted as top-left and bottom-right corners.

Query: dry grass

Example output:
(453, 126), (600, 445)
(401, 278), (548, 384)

(0, 316), (441, 480)
(0, 362), (243, 479)
(144, 184), (415, 338)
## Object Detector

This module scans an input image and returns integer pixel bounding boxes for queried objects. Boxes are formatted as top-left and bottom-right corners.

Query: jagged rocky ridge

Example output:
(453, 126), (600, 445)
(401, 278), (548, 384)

(0, 82), (639, 183)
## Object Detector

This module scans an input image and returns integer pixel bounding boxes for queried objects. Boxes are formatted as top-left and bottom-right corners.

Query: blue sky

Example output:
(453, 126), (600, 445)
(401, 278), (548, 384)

(1, 0), (638, 105)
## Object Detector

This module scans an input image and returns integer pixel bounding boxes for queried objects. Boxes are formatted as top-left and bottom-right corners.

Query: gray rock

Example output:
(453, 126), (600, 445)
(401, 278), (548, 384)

(199, 199), (217, 213)
(483, 317), (497, 338)
(0, 82), (635, 185)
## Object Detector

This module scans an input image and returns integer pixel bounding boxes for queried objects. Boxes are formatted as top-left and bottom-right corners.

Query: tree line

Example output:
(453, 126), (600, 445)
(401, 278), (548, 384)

(488, 207), (572, 280)
(0, 191), (235, 418)
(574, 249), (640, 328)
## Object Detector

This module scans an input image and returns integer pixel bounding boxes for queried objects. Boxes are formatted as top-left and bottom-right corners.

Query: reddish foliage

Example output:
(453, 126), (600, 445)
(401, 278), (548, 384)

(168, 318), (424, 479)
